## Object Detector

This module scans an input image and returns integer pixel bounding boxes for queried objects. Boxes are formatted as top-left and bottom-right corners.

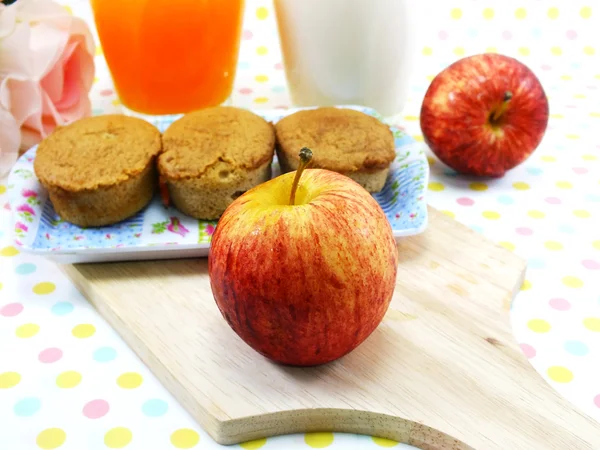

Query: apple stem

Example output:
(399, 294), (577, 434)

(491, 91), (513, 123)
(289, 147), (313, 205)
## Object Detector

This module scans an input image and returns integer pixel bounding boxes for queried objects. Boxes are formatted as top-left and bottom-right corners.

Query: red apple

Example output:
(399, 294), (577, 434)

(208, 149), (398, 366)
(420, 53), (549, 177)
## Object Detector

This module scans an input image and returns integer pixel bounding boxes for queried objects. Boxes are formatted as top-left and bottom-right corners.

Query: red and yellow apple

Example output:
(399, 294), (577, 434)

(420, 53), (549, 177)
(208, 149), (398, 366)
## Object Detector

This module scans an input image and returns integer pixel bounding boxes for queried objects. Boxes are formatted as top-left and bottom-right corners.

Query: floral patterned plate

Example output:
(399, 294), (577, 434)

(7, 106), (429, 263)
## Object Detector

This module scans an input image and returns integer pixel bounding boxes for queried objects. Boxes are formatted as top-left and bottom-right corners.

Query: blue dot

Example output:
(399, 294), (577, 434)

(558, 224), (576, 234)
(564, 340), (589, 356)
(238, 61), (250, 70)
(526, 167), (543, 176)
(93, 347), (117, 363)
(0, 230), (4, 239)
(532, 28), (542, 38)
(271, 85), (286, 93)
(470, 225), (484, 234)
(571, 62), (582, 70)
(142, 399), (169, 417)
(585, 194), (600, 203)
(527, 258), (546, 269)
(555, 145), (565, 151)
(15, 263), (36, 275)
(467, 28), (478, 38)
(51, 302), (74, 316)
(14, 398), (41, 416)
(497, 195), (514, 205)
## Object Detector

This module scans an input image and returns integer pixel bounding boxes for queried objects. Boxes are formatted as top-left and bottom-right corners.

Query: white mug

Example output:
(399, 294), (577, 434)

(273, 0), (417, 117)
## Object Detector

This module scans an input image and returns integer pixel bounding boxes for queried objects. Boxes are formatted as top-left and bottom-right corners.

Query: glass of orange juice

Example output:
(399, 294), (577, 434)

(90, 0), (246, 116)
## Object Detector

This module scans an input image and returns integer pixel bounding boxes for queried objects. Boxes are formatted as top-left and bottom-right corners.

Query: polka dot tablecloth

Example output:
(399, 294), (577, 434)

(1, 0), (599, 448)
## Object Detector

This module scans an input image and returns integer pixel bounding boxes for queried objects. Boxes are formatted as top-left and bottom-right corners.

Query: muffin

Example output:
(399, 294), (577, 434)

(34, 115), (161, 227)
(274, 107), (396, 193)
(158, 106), (275, 220)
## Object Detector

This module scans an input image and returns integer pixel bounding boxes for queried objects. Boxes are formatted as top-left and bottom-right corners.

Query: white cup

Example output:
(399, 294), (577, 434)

(273, 0), (417, 117)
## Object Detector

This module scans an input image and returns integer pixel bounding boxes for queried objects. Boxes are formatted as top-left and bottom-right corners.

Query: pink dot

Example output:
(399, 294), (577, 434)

(242, 29), (253, 40)
(520, 343), (536, 359)
(274, 62), (283, 70)
(275, 105), (289, 110)
(502, 30), (513, 40)
(541, 64), (552, 71)
(587, 85), (597, 90)
(99, 89), (113, 97)
(456, 197), (474, 206)
(545, 197), (561, 204)
(566, 105), (577, 109)
(566, 30), (577, 40)
(582, 259), (600, 270)
(83, 399), (109, 419)
(0, 303), (24, 317)
(549, 298), (571, 311)
(516, 227), (533, 236)
(438, 30), (448, 40)
(238, 87), (252, 95)
(573, 167), (588, 174)
(594, 394), (600, 409)
(38, 347), (63, 363)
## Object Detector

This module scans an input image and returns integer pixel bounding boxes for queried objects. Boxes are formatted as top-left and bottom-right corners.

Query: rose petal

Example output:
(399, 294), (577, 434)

(1, 78), (43, 128)
(0, 106), (20, 175)
(69, 16), (96, 58)
(0, 21), (32, 78)
(20, 126), (42, 152)
(15, 0), (71, 28)
(0, 3), (17, 39)
(29, 22), (69, 80)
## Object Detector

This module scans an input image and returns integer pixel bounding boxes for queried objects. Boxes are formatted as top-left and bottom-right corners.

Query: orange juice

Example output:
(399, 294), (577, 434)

(91, 0), (245, 115)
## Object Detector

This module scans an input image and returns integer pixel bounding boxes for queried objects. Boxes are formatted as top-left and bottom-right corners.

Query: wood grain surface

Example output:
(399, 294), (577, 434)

(62, 207), (600, 449)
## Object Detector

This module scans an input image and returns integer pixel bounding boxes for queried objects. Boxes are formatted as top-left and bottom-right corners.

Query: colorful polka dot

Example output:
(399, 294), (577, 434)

(528, 210), (545, 219)
(72, 324), (96, 339)
(583, 317), (600, 332)
(515, 7), (527, 19)
(56, 371), (82, 389)
(142, 399), (168, 417)
(240, 438), (267, 449)
(170, 429), (200, 449)
(33, 282), (55, 295)
(117, 372), (143, 389)
(0, 371), (21, 388)
(14, 397), (41, 416)
(15, 262), (36, 275)
(39, 348), (63, 364)
(573, 209), (591, 218)
(0, 184), (5, 194)
(1, 302), (24, 317)
(545, 197), (561, 205)
(520, 343), (536, 359)
(469, 182), (488, 191)
(582, 259), (600, 270)
(499, 242), (515, 252)
(256, 6), (268, 20)
(16, 323), (40, 338)
(83, 399), (109, 419)
(580, 6), (592, 19)
(51, 302), (74, 316)
(456, 197), (474, 206)
(1, 246), (19, 256)
(549, 298), (571, 311)
(482, 211), (500, 220)
(519, 47), (530, 56)
(594, 395), (600, 408)
(453, 47), (465, 56)
(371, 437), (399, 447)
(305, 433), (334, 448)
(497, 195), (514, 205)
(516, 227), (533, 236)
(548, 366), (573, 383)
(594, 241), (600, 250)
(94, 347), (117, 363)
(528, 258), (546, 269)
(104, 427), (132, 449)
(565, 340), (589, 356)
(526, 167), (543, 176)
(512, 182), (530, 190)
(450, 8), (462, 19)
(256, 46), (268, 56)
(556, 181), (573, 189)
(36, 428), (66, 449)
(482, 8), (494, 19)
(428, 182), (445, 192)
(528, 319), (550, 333)
(551, 46), (563, 56)
(562, 276), (584, 288)
(254, 75), (268, 83)
(548, 7), (559, 19)
(544, 241), (563, 251)
(521, 280), (532, 291)
(422, 47), (433, 56)
(254, 97), (269, 104)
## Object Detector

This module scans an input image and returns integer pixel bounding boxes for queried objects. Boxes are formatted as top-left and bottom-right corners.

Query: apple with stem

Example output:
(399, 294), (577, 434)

(208, 148), (399, 366)
(420, 53), (549, 177)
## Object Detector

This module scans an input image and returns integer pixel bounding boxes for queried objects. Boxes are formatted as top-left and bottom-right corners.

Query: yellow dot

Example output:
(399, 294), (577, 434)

(469, 182), (488, 191)
(562, 276), (584, 288)
(240, 438), (267, 449)
(584, 46), (596, 56)
(403, 115), (419, 121)
(0, 371), (21, 389)
(482, 8), (494, 19)
(56, 371), (81, 388)
(453, 47), (465, 56)
(593, 240), (600, 250)
(499, 242), (515, 252)
(528, 210), (545, 219)
(33, 282), (55, 295)
(512, 182), (530, 191)
(548, 7), (559, 19)
(583, 317), (600, 331)
(486, 47), (497, 53)
(117, 372), (143, 389)
(551, 113), (565, 119)
(63, 5), (72, 14)
(1, 246), (19, 256)
(561, 75), (572, 81)
(95, 46), (103, 57)
(528, 319), (550, 333)
(254, 75), (268, 83)
(548, 366), (574, 383)
(36, 428), (66, 449)
(425, 75), (435, 81)
(256, 6), (268, 20)
(590, 112), (600, 118)
(551, 46), (562, 56)
(72, 324), (96, 338)
(450, 8), (462, 19)
(412, 135), (424, 142)
(544, 241), (563, 251)
(93, 76), (99, 84)
(541, 155), (556, 162)
(521, 280), (532, 291)
(427, 156), (436, 166)
(422, 46), (433, 56)
(256, 46), (268, 56)
(0, 184), (6, 194)
(566, 134), (580, 140)
(254, 97), (269, 104)
(519, 47), (530, 56)
(574, 209), (591, 218)
(170, 429), (200, 449)
(580, 6), (592, 19)
(482, 211), (500, 220)
(428, 182), (445, 192)
(104, 427), (132, 449)
(372, 437), (399, 447)
(556, 181), (573, 189)
(111, 99), (121, 106)
(305, 433), (334, 448)
(515, 7), (527, 19)
(16, 323), (40, 338)
(596, 74), (600, 80)
(574, 94), (587, 99)
(440, 210), (455, 219)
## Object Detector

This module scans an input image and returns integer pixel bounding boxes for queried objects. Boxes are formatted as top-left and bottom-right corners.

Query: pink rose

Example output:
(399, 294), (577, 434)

(0, 0), (95, 176)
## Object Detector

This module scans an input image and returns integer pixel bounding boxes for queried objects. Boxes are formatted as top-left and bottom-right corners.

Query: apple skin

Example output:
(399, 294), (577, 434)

(208, 168), (398, 366)
(420, 53), (549, 177)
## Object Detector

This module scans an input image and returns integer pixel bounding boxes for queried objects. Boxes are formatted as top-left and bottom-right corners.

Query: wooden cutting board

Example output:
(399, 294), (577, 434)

(62, 207), (600, 449)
